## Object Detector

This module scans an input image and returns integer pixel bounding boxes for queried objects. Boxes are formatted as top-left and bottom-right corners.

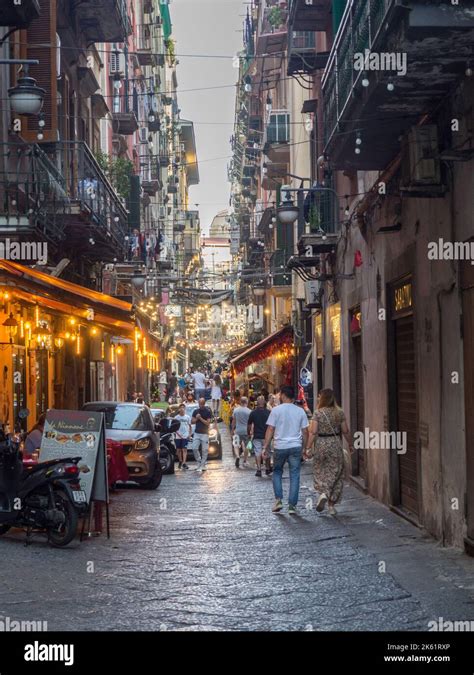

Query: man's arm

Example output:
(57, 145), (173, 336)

(262, 425), (275, 458)
(301, 426), (309, 452)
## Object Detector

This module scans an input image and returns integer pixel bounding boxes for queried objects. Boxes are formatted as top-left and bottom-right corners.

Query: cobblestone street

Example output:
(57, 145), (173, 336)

(1, 425), (474, 632)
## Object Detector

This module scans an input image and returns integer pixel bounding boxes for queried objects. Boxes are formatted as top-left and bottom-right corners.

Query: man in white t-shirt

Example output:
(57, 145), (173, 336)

(192, 369), (207, 400)
(263, 385), (309, 514)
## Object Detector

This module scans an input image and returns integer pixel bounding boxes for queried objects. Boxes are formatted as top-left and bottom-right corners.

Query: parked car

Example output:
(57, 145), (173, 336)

(169, 402), (222, 461)
(82, 402), (162, 489)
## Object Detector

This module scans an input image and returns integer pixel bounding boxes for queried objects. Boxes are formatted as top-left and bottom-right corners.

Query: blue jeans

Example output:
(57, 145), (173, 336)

(194, 389), (205, 400)
(272, 446), (303, 506)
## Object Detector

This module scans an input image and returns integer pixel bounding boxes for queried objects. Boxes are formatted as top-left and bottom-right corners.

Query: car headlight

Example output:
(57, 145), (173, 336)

(135, 438), (151, 450)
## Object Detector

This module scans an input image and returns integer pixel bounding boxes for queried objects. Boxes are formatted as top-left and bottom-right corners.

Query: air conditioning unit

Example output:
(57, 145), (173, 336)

(305, 279), (322, 308)
(402, 125), (441, 186)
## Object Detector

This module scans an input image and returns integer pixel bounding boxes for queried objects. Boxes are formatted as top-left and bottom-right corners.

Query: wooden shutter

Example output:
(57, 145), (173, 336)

(354, 334), (366, 479)
(20, 0), (58, 143)
(461, 257), (474, 541)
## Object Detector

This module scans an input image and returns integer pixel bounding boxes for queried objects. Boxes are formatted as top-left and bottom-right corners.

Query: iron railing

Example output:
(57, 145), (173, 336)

(322, 0), (394, 146)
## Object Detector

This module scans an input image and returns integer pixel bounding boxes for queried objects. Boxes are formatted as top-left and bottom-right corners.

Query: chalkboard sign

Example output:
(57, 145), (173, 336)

(39, 410), (108, 504)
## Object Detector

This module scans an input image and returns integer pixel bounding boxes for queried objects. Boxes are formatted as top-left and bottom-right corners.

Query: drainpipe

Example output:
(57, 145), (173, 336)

(124, 43), (129, 112)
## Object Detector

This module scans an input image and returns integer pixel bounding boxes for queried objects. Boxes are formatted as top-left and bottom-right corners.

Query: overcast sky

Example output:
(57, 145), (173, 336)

(170, 0), (245, 235)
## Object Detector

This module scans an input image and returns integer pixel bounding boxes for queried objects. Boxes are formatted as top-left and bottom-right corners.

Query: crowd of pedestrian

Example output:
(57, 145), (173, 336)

(229, 382), (354, 517)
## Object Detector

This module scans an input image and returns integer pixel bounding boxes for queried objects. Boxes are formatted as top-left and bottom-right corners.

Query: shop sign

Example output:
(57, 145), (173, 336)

(40, 410), (108, 504)
(392, 279), (413, 316)
(164, 305), (182, 317)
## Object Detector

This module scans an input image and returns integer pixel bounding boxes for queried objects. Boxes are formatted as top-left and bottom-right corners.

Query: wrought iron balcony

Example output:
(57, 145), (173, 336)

(257, 1), (288, 55)
(0, 0), (40, 27)
(287, 31), (329, 75)
(75, 0), (132, 43)
(322, 0), (474, 170)
(288, 0), (331, 32)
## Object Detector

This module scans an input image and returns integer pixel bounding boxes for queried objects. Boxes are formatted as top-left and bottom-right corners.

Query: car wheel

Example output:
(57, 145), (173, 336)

(141, 460), (163, 489)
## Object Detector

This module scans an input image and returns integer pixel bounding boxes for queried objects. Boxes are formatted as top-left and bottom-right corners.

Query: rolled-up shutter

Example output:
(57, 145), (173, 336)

(20, 0), (57, 143)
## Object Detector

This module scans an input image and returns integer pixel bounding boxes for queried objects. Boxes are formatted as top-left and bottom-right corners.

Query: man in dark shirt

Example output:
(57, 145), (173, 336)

(248, 395), (271, 477)
(191, 397), (213, 472)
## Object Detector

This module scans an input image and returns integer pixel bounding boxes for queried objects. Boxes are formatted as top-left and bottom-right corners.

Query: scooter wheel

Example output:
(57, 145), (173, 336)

(0, 525), (11, 535)
(48, 489), (79, 547)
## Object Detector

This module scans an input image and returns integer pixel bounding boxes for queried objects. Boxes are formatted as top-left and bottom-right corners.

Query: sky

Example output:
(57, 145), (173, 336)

(170, 0), (245, 235)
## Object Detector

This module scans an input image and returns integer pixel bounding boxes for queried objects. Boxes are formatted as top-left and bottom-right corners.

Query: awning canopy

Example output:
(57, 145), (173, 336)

(0, 260), (134, 338)
(230, 325), (293, 375)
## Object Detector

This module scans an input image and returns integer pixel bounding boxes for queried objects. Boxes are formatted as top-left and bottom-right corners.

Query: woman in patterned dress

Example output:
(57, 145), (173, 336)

(305, 389), (354, 515)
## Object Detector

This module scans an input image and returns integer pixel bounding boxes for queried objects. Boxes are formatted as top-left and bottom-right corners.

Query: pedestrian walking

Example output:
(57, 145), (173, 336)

(211, 373), (222, 417)
(190, 397), (213, 472)
(247, 395), (271, 477)
(305, 388), (354, 515)
(174, 403), (191, 470)
(263, 385), (309, 514)
(192, 368), (207, 400)
(168, 371), (178, 400)
(232, 396), (251, 468)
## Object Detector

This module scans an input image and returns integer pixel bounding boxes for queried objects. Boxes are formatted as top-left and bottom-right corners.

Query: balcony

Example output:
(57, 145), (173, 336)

(0, 142), (128, 260)
(270, 249), (292, 295)
(257, 1), (288, 55)
(264, 111), (290, 169)
(0, 0), (40, 27)
(75, 0), (132, 43)
(322, 0), (474, 170)
(112, 112), (139, 136)
(287, 31), (329, 75)
(288, 0), (331, 32)
(136, 23), (154, 67)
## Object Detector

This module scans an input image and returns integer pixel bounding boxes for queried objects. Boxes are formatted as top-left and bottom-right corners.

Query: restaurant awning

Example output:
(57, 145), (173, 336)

(0, 260), (135, 338)
(230, 325), (293, 375)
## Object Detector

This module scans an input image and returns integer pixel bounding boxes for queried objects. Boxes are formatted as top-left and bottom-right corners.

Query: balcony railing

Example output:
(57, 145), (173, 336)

(287, 30), (329, 75)
(321, 0), (474, 169)
(257, 1), (288, 55)
(0, 143), (66, 237)
(76, 0), (132, 43)
(46, 141), (128, 246)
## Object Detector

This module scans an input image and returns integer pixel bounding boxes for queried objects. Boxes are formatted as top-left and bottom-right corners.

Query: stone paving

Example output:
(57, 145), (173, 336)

(1, 425), (473, 631)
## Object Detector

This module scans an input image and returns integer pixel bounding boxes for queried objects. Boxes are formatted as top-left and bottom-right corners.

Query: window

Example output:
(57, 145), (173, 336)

(267, 112), (290, 143)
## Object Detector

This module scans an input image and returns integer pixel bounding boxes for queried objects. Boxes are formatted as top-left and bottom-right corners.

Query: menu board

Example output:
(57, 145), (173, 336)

(39, 410), (108, 504)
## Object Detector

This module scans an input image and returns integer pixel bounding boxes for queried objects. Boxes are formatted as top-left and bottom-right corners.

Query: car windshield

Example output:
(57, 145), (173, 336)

(85, 405), (150, 431)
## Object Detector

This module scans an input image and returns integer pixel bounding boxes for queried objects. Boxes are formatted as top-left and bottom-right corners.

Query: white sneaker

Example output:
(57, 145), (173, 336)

(196, 466), (203, 473)
(316, 493), (327, 512)
(328, 505), (337, 516)
(201, 464), (207, 471)
(242, 461), (249, 468)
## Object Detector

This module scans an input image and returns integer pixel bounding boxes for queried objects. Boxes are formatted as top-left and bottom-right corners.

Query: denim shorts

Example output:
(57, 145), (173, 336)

(252, 439), (265, 456)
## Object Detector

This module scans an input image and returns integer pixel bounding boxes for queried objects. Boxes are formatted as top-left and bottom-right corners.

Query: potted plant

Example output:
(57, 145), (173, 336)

(268, 7), (282, 29)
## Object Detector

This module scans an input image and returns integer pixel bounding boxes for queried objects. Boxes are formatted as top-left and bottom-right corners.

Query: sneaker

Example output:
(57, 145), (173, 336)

(196, 466), (203, 473)
(316, 493), (328, 512)
(272, 499), (283, 513)
(242, 461), (249, 468)
(328, 505), (337, 516)
(201, 464), (207, 471)
(288, 504), (297, 515)
(178, 462), (182, 470)
(182, 463), (189, 470)
(265, 468), (273, 476)
(255, 469), (262, 477)
(235, 457), (240, 468)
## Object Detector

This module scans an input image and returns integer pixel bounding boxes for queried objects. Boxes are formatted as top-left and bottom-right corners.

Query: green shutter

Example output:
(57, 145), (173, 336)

(159, 1), (172, 40)
(332, 0), (348, 36)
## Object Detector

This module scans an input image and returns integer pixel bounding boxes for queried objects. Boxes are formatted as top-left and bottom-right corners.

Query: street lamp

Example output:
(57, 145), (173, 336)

(6, 62), (45, 116)
(277, 186), (299, 225)
(131, 269), (146, 289)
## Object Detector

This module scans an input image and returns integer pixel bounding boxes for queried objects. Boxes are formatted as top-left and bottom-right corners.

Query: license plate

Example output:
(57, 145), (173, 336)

(72, 490), (87, 503)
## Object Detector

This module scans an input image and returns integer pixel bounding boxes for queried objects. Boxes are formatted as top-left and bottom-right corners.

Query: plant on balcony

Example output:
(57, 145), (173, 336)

(268, 7), (283, 29)
(308, 204), (321, 233)
(94, 150), (134, 200)
(165, 38), (176, 66)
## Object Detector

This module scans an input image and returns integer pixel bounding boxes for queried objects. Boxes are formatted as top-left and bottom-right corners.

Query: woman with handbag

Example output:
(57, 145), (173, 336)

(305, 389), (354, 515)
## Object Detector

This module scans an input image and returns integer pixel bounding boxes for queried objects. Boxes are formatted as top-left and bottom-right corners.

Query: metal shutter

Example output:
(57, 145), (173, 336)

(353, 335), (366, 479)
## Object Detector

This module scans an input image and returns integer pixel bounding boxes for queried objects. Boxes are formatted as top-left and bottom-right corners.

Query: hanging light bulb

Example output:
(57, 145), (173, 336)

(265, 94), (272, 113)
(355, 133), (362, 146)
(387, 78), (395, 92)
(466, 62), (473, 77)
(361, 73), (369, 87)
